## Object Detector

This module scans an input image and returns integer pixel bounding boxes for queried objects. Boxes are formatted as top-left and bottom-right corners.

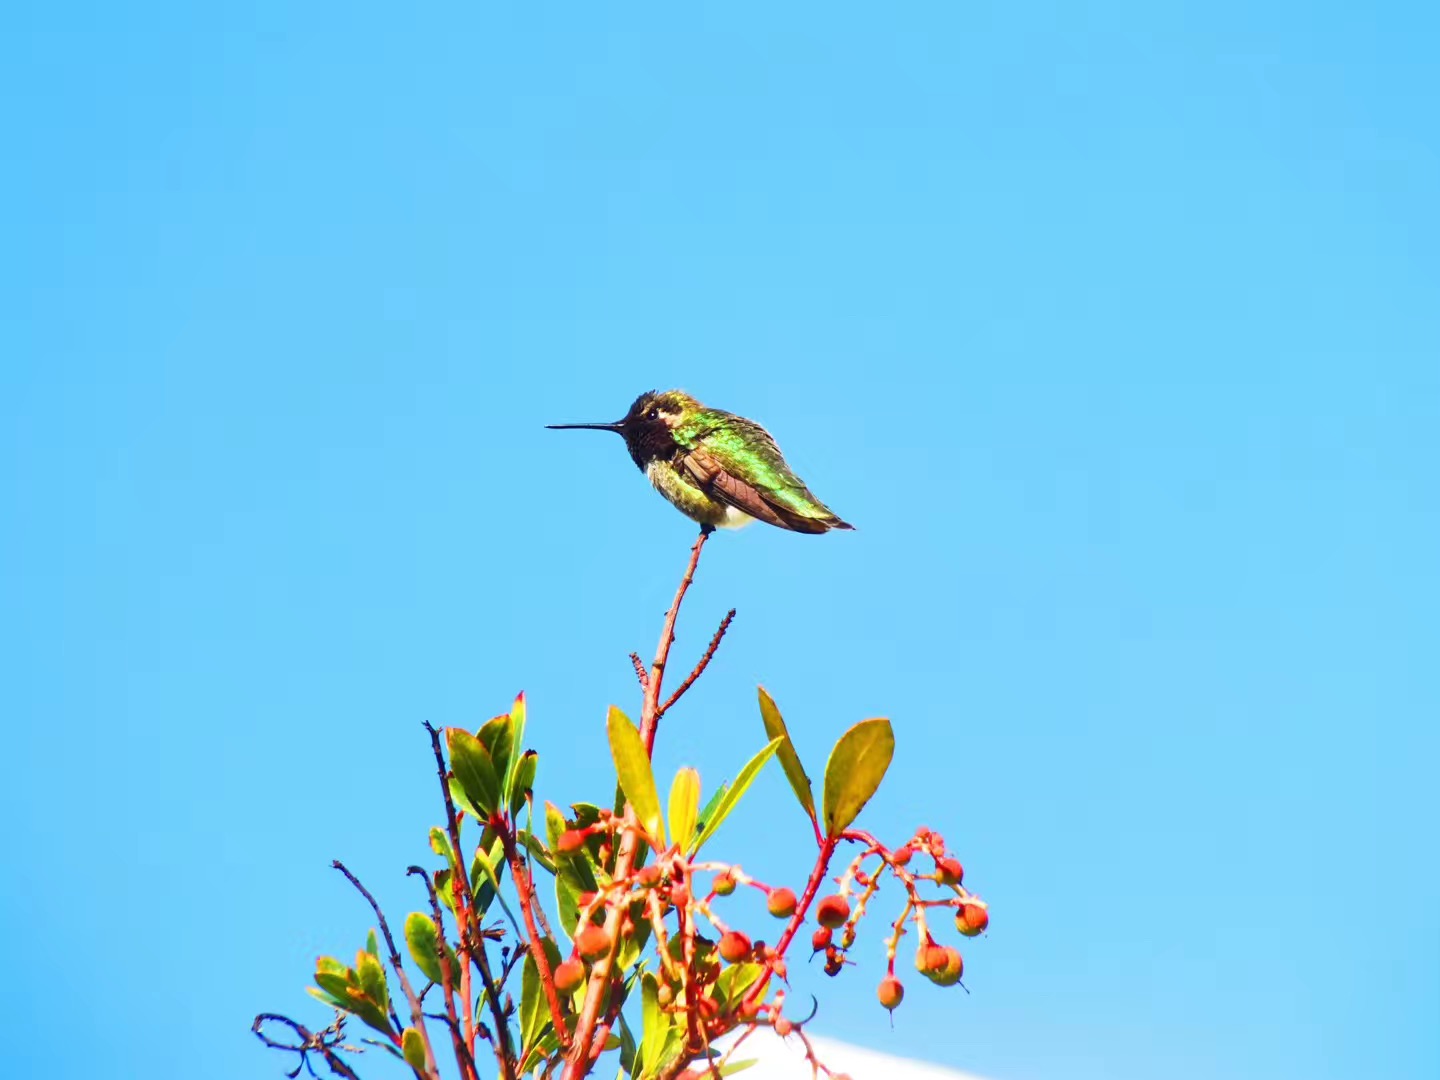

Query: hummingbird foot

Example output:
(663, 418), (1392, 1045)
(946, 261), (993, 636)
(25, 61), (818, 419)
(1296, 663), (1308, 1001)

(699, 523), (716, 536)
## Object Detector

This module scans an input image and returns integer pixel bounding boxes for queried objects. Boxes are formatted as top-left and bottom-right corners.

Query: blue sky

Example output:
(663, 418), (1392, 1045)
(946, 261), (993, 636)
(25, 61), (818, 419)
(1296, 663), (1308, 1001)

(3, 3), (1437, 1079)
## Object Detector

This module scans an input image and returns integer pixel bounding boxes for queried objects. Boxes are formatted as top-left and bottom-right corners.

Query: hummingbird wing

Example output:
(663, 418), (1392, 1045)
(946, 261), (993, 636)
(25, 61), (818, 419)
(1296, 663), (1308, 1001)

(678, 413), (851, 534)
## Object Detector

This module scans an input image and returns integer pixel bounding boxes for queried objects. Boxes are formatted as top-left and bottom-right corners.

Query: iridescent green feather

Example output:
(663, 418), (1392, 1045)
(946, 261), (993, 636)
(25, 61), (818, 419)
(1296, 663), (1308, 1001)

(675, 409), (846, 525)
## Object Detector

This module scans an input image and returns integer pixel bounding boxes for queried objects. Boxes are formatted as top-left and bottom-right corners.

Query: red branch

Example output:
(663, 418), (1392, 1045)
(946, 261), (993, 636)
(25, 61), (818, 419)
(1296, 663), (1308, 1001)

(500, 825), (571, 1046)
(657, 608), (735, 719)
(564, 528), (711, 1079)
(743, 836), (841, 1011)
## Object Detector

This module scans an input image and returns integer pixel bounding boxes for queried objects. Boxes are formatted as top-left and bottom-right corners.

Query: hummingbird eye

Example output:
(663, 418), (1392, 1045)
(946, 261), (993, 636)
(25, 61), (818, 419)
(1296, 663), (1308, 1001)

(647, 408), (660, 421)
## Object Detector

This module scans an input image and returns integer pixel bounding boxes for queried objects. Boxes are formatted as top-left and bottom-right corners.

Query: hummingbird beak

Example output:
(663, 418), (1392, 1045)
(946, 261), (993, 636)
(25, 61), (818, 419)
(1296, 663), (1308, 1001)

(545, 421), (626, 433)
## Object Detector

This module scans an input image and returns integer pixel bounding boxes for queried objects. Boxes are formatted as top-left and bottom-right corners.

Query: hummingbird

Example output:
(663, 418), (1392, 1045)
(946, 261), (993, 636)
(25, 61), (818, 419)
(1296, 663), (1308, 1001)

(547, 390), (854, 534)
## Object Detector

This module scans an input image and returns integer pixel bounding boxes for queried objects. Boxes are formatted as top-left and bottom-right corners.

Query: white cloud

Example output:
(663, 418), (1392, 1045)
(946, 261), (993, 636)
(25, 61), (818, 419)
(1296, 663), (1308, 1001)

(712, 1027), (991, 1080)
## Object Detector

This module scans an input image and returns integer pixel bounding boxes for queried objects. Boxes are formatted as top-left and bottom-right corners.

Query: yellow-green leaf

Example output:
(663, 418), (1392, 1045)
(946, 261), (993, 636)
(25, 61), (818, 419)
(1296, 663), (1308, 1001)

(693, 737), (783, 852)
(759, 687), (816, 824)
(607, 706), (664, 849)
(668, 767), (701, 853)
(822, 718), (894, 837)
(355, 948), (389, 1013)
(401, 1027), (426, 1071)
(428, 826), (455, 863)
(714, 961), (764, 1009)
(404, 912), (444, 985)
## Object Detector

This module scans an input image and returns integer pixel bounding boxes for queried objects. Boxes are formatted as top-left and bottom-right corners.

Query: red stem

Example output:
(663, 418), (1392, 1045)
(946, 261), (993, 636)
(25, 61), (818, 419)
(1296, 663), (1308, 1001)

(501, 824), (571, 1046)
(563, 529), (710, 1079)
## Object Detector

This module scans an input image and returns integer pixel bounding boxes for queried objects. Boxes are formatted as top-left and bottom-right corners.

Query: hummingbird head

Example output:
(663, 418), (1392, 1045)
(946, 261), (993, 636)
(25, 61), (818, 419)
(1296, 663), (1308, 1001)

(547, 390), (699, 469)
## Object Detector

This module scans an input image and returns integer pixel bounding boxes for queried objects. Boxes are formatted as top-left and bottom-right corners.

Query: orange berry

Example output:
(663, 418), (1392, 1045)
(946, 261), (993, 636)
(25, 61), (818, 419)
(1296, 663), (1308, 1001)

(767, 888), (797, 918)
(713, 871), (737, 896)
(957, 902), (989, 936)
(925, 946), (964, 986)
(815, 894), (851, 928)
(877, 975), (905, 1010)
(553, 958), (585, 993)
(936, 857), (964, 886)
(575, 925), (612, 961)
(719, 931), (752, 963)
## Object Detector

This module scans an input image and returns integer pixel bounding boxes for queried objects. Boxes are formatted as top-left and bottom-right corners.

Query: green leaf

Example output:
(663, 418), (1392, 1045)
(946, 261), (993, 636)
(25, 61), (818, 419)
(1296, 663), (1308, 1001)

(694, 779), (729, 840)
(639, 972), (683, 1079)
(758, 687), (816, 824)
(718, 1059), (759, 1076)
(714, 961), (764, 1010)
(314, 971), (354, 1006)
(447, 727), (500, 820)
(519, 938), (564, 1056)
(667, 767), (701, 854)
(448, 776), (484, 823)
(616, 907), (652, 972)
(355, 948), (389, 1014)
(305, 985), (349, 1011)
(434, 869), (457, 915)
(607, 706), (664, 849)
(510, 750), (538, 816)
(693, 737), (783, 852)
(822, 717), (895, 837)
(401, 1027), (426, 1072)
(508, 692), (528, 789)
(517, 1028), (561, 1078)
(476, 712), (514, 806)
(341, 984), (395, 1038)
(404, 912), (443, 985)
(516, 827), (556, 875)
(617, 1011), (639, 1077)
(470, 835), (506, 912)
(364, 929), (380, 960)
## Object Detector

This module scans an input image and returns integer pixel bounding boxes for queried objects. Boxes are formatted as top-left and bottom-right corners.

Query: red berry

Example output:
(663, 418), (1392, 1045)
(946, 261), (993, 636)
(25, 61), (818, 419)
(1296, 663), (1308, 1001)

(957, 902), (989, 936)
(936, 857), (964, 886)
(877, 975), (905, 1011)
(773, 1015), (793, 1037)
(713, 871), (737, 896)
(575, 925), (612, 961)
(553, 958), (585, 993)
(891, 844), (914, 867)
(811, 926), (833, 951)
(719, 931), (752, 963)
(815, 894), (851, 928)
(767, 887), (797, 918)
